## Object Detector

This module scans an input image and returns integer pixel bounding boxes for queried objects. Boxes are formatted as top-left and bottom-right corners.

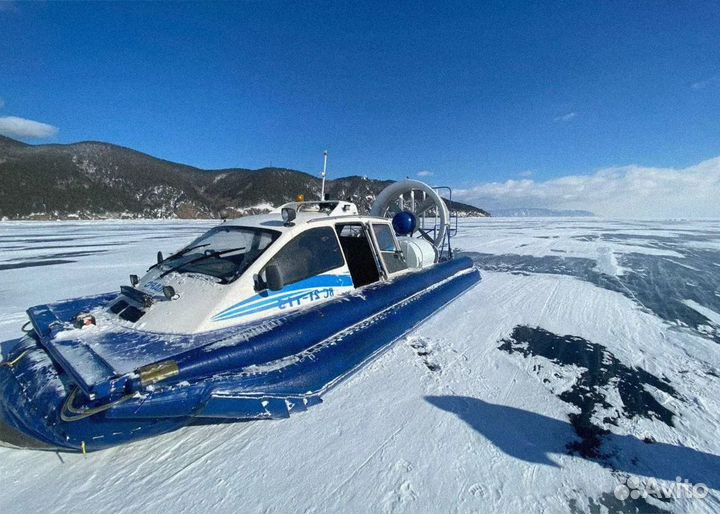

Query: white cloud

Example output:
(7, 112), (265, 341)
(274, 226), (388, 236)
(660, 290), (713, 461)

(518, 170), (534, 177)
(554, 112), (577, 122)
(455, 157), (720, 218)
(0, 116), (58, 139)
(417, 170), (433, 177)
(691, 76), (720, 90)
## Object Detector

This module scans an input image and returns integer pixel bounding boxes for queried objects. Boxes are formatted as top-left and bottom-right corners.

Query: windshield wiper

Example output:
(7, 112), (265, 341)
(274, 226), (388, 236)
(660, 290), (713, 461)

(158, 246), (247, 279)
(148, 243), (211, 271)
(163, 243), (212, 263)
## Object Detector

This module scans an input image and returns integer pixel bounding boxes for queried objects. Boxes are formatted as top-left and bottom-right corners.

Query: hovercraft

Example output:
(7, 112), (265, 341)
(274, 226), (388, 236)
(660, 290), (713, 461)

(0, 180), (480, 451)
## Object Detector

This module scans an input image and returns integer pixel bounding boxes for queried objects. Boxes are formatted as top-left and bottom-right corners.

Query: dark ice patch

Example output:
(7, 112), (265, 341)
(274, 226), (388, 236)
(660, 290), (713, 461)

(461, 251), (598, 276)
(148, 235), (195, 240)
(603, 232), (720, 245)
(461, 250), (720, 343)
(0, 250), (109, 271)
(571, 235), (600, 242)
(0, 237), (89, 243)
(499, 326), (679, 458)
(19, 242), (129, 251)
(0, 259), (75, 271)
(615, 249), (720, 342)
(39, 250), (108, 259)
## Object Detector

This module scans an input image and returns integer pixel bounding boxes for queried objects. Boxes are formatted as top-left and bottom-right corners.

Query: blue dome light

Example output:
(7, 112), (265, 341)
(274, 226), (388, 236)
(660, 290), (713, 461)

(392, 211), (417, 236)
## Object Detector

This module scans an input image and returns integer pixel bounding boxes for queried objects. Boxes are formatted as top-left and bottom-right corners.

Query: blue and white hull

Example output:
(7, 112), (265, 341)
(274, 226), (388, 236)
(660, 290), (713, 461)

(0, 258), (480, 451)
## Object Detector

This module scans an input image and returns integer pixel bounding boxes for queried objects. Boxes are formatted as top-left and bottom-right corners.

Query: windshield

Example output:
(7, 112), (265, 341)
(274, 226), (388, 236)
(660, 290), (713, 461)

(161, 226), (280, 282)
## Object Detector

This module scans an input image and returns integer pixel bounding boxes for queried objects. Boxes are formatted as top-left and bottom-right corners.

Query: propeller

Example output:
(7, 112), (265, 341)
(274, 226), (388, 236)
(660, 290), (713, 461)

(370, 180), (449, 247)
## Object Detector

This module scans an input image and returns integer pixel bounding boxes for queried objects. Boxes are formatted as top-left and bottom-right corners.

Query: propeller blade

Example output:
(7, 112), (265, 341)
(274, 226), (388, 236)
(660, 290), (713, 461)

(414, 198), (436, 216)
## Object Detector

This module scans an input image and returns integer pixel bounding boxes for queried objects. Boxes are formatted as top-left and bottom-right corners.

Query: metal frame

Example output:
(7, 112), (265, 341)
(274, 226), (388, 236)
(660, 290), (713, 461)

(414, 185), (458, 261)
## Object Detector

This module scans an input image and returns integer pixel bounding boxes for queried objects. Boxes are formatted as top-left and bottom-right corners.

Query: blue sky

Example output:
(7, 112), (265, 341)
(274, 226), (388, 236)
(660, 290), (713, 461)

(1, 1), (720, 216)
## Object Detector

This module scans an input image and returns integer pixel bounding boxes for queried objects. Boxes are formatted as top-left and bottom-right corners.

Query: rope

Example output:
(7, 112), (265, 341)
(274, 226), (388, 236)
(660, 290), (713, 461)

(0, 349), (31, 368)
(21, 320), (34, 334)
(60, 387), (136, 422)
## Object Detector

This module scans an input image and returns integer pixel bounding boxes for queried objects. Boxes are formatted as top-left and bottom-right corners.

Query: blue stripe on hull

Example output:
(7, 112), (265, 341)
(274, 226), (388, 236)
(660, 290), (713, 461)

(212, 274), (353, 320)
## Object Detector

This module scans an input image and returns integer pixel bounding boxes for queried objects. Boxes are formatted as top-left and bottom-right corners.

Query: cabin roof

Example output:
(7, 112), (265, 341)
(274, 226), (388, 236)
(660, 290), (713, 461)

(223, 201), (390, 233)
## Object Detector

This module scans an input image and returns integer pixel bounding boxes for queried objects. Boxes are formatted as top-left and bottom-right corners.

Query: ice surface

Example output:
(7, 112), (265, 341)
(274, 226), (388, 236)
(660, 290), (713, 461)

(683, 299), (720, 326)
(1, 218), (720, 513)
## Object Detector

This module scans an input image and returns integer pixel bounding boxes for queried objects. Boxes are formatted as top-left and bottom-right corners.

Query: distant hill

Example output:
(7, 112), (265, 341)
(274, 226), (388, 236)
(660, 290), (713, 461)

(0, 135), (489, 220)
(491, 207), (595, 217)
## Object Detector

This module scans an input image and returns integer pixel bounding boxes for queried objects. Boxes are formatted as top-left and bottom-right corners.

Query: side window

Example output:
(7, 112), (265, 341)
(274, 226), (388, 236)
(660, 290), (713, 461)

(373, 224), (398, 252)
(266, 227), (345, 286)
(338, 225), (364, 238)
(372, 223), (407, 274)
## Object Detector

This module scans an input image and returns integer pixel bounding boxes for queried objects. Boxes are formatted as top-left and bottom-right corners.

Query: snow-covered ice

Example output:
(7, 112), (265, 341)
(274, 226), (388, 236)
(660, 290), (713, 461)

(1, 218), (720, 513)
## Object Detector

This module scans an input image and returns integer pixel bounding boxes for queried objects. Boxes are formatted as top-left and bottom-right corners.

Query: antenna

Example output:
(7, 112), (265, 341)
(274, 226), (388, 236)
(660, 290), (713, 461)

(320, 150), (328, 200)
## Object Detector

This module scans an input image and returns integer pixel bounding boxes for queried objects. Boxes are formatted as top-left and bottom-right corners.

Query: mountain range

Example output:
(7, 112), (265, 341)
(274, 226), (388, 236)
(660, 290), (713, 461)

(0, 135), (489, 220)
(490, 207), (595, 217)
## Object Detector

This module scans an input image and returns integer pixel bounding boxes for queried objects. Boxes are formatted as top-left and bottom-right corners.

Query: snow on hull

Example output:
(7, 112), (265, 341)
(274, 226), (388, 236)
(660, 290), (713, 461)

(0, 219), (719, 513)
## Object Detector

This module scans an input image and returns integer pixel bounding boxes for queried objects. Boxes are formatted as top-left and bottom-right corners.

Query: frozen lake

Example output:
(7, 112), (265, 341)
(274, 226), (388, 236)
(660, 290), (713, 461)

(1, 218), (720, 513)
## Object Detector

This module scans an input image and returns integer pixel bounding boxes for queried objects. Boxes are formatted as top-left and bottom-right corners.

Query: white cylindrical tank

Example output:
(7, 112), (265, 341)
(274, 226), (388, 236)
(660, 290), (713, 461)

(398, 237), (438, 269)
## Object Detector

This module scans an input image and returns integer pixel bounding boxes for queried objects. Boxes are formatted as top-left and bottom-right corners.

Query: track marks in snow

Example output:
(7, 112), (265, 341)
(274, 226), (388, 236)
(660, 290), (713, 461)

(406, 336), (442, 373)
(403, 334), (491, 400)
(467, 482), (485, 496)
(380, 460), (418, 512)
(322, 423), (408, 506)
